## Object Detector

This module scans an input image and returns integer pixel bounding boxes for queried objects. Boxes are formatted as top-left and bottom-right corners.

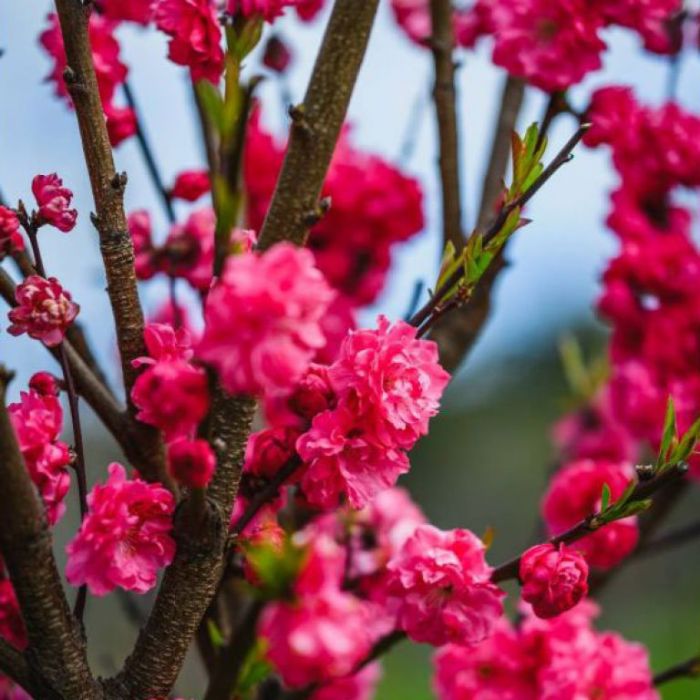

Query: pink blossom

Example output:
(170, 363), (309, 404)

(487, 0), (606, 92)
(542, 460), (639, 569)
(31, 174), (77, 232)
(330, 316), (450, 450)
(8, 275), (79, 347)
(9, 385), (72, 525)
(135, 322), (196, 366)
(245, 426), (301, 480)
(519, 543), (589, 619)
(286, 363), (337, 424)
(98, 0), (154, 25)
(0, 207), (24, 259)
(385, 525), (504, 647)
(390, 0), (486, 47)
(297, 407), (410, 510)
(434, 621), (538, 700)
(162, 207), (215, 292)
(39, 14), (133, 147)
(295, 0), (325, 21)
(66, 463), (175, 595)
(128, 210), (158, 280)
(0, 575), (26, 651)
(131, 359), (209, 439)
(258, 535), (372, 688)
(169, 169), (210, 202)
(28, 372), (60, 397)
(167, 438), (216, 488)
(105, 103), (138, 147)
(227, 0), (298, 21)
(263, 35), (292, 73)
(197, 242), (334, 396)
(311, 663), (381, 700)
(154, 0), (224, 84)
(0, 674), (31, 700)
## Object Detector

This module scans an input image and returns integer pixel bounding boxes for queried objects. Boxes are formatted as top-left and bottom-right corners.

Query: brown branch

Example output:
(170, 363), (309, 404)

(257, 0), (381, 251)
(428, 76), (525, 371)
(492, 462), (689, 584)
(0, 367), (99, 698)
(654, 654), (700, 686)
(635, 514), (700, 559)
(53, 0), (166, 484)
(429, 0), (463, 250)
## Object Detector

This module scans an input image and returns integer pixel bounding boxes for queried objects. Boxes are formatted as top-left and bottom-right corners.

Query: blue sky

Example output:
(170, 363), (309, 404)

(1, 2), (699, 400)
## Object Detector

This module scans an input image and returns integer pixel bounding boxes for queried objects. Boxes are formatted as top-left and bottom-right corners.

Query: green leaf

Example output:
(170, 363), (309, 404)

(671, 416), (700, 465)
(656, 398), (677, 469)
(619, 499), (653, 518)
(243, 536), (306, 599)
(237, 641), (272, 697)
(195, 80), (225, 135)
(437, 240), (458, 290)
(600, 483), (611, 512)
(207, 619), (225, 649)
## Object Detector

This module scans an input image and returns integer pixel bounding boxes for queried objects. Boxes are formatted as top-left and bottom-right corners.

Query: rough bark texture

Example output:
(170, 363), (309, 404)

(53, 0), (166, 484)
(429, 77), (526, 372)
(429, 0), (464, 250)
(257, 0), (381, 250)
(0, 369), (99, 699)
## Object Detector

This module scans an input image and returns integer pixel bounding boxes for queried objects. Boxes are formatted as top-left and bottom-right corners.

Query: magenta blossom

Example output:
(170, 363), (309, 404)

(8, 275), (79, 347)
(31, 173), (77, 232)
(66, 463), (175, 595)
(386, 525), (504, 647)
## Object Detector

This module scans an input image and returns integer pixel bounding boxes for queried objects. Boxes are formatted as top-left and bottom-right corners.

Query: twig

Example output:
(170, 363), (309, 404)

(123, 80), (176, 224)
(635, 518), (700, 559)
(491, 462), (689, 583)
(654, 654), (700, 686)
(53, 0), (167, 485)
(202, 600), (264, 700)
(429, 0), (464, 249)
(398, 89), (428, 166)
(231, 457), (302, 536)
(0, 366), (98, 698)
(257, 0), (381, 251)
(410, 123), (590, 331)
(428, 76), (525, 372)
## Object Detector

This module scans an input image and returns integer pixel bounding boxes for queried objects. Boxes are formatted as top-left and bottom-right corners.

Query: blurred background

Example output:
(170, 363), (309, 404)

(2, 2), (700, 697)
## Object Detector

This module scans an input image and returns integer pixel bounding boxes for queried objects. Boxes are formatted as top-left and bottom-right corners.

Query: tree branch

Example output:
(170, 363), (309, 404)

(491, 462), (689, 583)
(0, 367), (99, 698)
(257, 0), (381, 250)
(53, 0), (166, 484)
(654, 654), (700, 687)
(428, 76), (525, 371)
(429, 0), (464, 249)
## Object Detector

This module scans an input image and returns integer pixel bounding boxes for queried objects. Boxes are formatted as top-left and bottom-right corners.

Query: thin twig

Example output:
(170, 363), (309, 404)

(654, 654), (700, 686)
(0, 639), (33, 697)
(635, 518), (700, 559)
(429, 0), (464, 249)
(123, 80), (176, 224)
(491, 462), (689, 583)
(410, 123), (590, 331)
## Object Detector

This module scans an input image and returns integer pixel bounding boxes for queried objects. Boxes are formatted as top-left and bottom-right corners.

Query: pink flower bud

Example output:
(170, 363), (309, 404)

(245, 426), (301, 479)
(288, 364), (335, 421)
(8, 275), (79, 347)
(167, 438), (216, 489)
(127, 210), (158, 280)
(31, 173), (77, 232)
(263, 35), (292, 73)
(105, 103), (137, 147)
(520, 543), (589, 619)
(169, 169), (210, 202)
(0, 206), (24, 259)
(29, 372), (61, 396)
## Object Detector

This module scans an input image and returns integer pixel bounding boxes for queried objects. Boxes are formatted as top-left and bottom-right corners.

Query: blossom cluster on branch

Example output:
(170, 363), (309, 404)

(1, 1), (700, 699)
